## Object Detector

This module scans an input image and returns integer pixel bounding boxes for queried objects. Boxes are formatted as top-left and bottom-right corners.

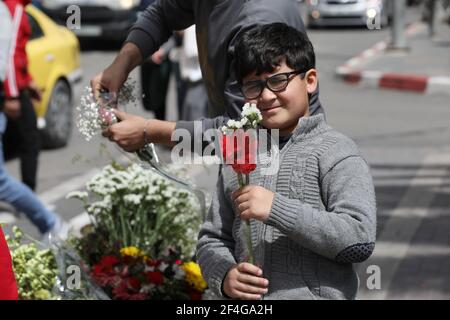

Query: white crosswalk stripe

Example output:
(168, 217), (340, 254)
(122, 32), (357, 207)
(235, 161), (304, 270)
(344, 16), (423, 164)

(357, 152), (450, 299)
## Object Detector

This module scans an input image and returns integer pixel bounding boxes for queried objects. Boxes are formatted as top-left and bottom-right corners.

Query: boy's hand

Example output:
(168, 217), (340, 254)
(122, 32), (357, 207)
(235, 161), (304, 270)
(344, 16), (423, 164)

(232, 186), (275, 222)
(223, 263), (269, 300)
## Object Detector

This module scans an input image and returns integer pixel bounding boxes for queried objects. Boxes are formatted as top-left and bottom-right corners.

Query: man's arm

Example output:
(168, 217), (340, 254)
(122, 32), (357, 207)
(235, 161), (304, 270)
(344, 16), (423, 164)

(90, 42), (143, 100)
(103, 112), (230, 153)
(125, 0), (195, 61)
(91, 0), (194, 99)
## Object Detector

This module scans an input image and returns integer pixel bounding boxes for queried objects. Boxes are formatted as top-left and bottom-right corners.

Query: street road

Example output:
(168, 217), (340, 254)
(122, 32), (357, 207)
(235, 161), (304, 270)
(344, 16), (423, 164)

(4, 5), (450, 299)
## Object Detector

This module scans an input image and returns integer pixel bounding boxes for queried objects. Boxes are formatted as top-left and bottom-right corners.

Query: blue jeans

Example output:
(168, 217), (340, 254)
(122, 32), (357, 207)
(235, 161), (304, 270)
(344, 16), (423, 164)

(0, 112), (56, 234)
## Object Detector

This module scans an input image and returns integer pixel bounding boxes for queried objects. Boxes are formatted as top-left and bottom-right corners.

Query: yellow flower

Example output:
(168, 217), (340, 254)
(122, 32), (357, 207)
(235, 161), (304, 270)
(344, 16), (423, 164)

(120, 246), (147, 260)
(182, 262), (207, 292)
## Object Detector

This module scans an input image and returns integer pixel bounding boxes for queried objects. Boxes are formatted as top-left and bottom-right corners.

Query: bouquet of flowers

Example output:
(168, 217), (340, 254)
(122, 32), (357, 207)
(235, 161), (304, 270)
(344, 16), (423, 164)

(65, 161), (207, 300)
(76, 80), (136, 141)
(75, 79), (206, 215)
(5, 226), (59, 300)
(89, 246), (206, 300)
(68, 79), (208, 299)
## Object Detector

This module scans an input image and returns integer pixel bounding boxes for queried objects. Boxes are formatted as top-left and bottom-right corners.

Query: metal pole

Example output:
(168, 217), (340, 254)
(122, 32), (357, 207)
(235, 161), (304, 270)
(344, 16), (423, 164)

(428, 0), (437, 37)
(389, 0), (408, 50)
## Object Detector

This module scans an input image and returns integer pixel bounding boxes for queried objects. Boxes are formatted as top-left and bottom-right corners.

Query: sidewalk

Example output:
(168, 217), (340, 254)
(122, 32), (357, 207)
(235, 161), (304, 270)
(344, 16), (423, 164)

(336, 19), (450, 95)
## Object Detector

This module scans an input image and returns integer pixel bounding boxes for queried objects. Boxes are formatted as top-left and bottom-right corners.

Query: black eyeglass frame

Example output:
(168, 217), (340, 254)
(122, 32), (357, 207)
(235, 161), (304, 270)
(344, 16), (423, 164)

(241, 69), (307, 100)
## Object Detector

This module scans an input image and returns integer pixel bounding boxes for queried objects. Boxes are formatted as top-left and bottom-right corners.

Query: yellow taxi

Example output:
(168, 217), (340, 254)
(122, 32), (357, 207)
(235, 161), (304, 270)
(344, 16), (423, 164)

(26, 4), (82, 148)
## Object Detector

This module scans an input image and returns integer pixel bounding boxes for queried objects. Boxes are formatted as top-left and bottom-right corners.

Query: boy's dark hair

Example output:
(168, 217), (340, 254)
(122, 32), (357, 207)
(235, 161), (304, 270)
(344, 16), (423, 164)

(233, 23), (316, 83)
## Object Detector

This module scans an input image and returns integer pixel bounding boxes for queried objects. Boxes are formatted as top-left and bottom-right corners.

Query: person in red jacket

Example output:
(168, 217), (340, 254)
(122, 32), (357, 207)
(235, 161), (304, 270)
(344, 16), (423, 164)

(0, 226), (18, 300)
(3, 0), (42, 191)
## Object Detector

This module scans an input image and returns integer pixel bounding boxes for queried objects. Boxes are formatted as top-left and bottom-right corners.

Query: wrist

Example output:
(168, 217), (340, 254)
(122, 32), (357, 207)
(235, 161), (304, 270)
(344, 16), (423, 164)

(143, 119), (151, 145)
(221, 270), (233, 299)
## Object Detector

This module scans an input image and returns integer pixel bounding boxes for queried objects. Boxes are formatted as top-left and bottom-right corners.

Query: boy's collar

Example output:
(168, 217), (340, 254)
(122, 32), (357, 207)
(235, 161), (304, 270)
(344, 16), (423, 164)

(291, 114), (327, 141)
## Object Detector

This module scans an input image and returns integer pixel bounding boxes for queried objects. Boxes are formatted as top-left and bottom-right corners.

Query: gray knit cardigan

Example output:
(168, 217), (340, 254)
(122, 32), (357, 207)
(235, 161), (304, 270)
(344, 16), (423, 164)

(196, 114), (377, 300)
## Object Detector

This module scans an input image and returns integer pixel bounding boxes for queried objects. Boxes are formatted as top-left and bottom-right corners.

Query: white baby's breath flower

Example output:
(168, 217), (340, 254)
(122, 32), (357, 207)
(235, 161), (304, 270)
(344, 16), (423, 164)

(76, 78), (138, 141)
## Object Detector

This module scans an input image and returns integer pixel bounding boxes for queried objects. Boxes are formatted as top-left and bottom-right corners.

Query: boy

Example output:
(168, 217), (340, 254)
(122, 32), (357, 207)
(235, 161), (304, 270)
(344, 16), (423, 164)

(196, 23), (377, 300)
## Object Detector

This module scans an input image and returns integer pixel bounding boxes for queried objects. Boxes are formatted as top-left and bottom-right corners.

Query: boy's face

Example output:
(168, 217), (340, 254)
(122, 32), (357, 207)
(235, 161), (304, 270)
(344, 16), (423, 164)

(242, 61), (317, 136)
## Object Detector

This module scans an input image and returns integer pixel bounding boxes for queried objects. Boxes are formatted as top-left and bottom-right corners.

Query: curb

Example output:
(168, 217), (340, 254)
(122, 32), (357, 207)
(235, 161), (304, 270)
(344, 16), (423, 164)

(335, 23), (450, 95)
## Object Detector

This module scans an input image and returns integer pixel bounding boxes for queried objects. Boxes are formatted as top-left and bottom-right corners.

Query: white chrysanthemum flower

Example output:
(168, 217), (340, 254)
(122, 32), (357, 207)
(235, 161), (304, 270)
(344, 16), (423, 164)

(90, 195), (112, 212)
(241, 103), (258, 116)
(240, 117), (248, 127)
(66, 191), (88, 200)
(240, 103), (262, 129)
(226, 119), (243, 130)
(69, 160), (205, 261)
(124, 194), (142, 205)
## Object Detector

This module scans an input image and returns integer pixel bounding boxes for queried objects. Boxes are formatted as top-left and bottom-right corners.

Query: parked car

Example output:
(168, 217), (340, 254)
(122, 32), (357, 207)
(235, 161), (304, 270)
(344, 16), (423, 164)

(305, 0), (390, 28)
(26, 4), (82, 148)
(39, 0), (149, 42)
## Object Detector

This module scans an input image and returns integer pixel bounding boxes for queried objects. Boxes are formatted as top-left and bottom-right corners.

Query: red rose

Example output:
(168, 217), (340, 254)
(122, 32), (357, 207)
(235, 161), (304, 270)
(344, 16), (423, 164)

(147, 271), (164, 285)
(146, 259), (160, 267)
(221, 130), (257, 174)
(128, 277), (141, 290)
(94, 255), (119, 273)
(99, 255), (119, 267)
(188, 290), (203, 300)
(92, 264), (105, 277)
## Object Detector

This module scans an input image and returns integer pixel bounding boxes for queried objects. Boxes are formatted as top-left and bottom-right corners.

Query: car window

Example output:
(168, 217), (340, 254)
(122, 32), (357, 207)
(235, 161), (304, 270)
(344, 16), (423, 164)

(27, 13), (44, 40)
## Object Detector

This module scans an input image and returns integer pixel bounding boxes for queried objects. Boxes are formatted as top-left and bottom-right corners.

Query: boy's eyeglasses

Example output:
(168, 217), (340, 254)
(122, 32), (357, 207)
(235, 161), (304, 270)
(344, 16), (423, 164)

(241, 70), (307, 100)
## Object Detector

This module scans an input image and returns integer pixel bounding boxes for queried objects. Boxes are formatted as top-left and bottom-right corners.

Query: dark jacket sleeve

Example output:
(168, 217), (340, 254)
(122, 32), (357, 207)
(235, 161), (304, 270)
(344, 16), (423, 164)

(125, 0), (195, 60)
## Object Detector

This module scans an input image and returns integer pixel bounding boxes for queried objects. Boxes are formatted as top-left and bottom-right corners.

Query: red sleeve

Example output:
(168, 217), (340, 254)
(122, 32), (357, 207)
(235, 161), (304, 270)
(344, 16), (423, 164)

(0, 227), (18, 300)
(4, 3), (31, 98)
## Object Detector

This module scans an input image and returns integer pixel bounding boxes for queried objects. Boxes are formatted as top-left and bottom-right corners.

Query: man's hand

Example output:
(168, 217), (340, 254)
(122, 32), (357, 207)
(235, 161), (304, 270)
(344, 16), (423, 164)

(102, 110), (178, 151)
(28, 81), (42, 101)
(102, 110), (147, 152)
(232, 186), (275, 222)
(223, 263), (269, 300)
(90, 42), (143, 100)
(90, 65), (128, 102)
(3, 98), (21, 119)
